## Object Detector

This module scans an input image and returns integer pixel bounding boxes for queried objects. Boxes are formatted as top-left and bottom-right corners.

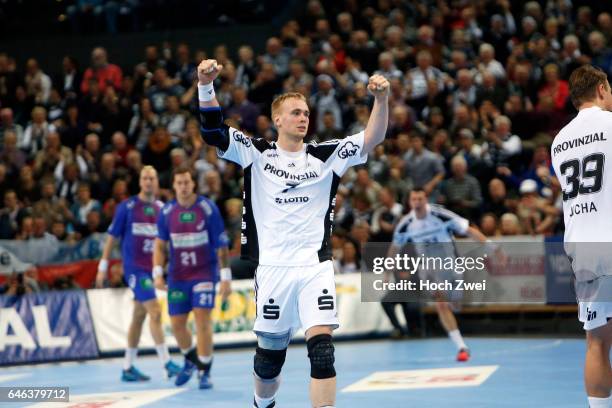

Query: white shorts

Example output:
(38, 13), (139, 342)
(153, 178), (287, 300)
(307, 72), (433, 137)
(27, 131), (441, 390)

(253, 260), (339, 334)
(578, 301), (612, 331)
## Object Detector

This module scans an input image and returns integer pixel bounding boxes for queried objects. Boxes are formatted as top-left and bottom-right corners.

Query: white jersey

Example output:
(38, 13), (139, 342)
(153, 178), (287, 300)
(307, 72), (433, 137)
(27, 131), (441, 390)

(392, 204), (469, 259)
(551, 106), (612, 243)
(219, 127), (367, 266)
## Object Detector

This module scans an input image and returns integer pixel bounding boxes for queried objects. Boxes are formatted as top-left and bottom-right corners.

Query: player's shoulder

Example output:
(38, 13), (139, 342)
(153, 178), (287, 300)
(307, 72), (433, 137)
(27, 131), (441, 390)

(197, 195), (218, 216)
(429, 204), (461, 221)
(230, 127), (273, 153)
(122, 196), (138, 210)
(395, 212), (415, 230)
(161, 200), (176, 215)
(307, 134), (362, 162)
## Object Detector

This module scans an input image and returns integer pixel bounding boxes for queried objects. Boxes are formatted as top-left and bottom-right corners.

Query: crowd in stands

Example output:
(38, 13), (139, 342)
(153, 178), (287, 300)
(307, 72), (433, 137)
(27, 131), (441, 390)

(1, 0), (612, 286)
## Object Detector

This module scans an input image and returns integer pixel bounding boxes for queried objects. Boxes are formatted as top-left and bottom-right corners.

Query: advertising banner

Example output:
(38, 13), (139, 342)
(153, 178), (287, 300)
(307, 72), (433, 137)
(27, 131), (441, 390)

(0, 290), (98, 365)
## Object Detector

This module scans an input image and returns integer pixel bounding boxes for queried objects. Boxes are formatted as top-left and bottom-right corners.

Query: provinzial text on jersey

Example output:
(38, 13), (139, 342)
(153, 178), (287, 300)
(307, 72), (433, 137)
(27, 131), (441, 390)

(263, 163), (319, 181)
(552, 132), (607, 155)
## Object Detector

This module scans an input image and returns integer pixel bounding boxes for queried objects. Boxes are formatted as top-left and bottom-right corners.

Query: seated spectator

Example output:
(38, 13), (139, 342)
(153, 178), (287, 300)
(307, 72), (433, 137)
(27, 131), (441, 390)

(146, 67), (184, 113)
(21, 106), (55, 158)
(81, 47), (122, 95)
(0, 190), (29, 239)
(70, 183), (102, 229)
(516, 179), (557, 235)
(403, 133), (445, 199)
(480, 213), (499, 237)
(439, 155), (483, 221)
(370, 187), (403, 242)
(537, 63), (569, 113)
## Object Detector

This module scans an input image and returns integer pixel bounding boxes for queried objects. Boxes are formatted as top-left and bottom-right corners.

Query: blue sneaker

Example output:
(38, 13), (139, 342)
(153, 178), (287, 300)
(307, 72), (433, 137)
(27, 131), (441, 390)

(121, 366), (150, 382)
(174, 359), (196, 386)
(164, 360), (181, 378)
(198, 371), (213, 389)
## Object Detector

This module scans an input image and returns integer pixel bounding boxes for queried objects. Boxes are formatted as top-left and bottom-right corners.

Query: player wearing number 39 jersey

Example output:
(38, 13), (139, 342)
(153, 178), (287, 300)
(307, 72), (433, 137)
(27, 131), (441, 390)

(96, 166), (181, 383)
(551, 65), (612, 408)
(196, 58), (389, 408)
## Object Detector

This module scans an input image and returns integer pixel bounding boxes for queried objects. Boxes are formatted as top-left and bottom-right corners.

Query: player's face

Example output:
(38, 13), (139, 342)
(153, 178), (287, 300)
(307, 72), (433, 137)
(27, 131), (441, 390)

(409, 191), (427, 212)
(139, 169), (158, 195)
(173, 172), (195, 200)
(276, 98), (309, 139)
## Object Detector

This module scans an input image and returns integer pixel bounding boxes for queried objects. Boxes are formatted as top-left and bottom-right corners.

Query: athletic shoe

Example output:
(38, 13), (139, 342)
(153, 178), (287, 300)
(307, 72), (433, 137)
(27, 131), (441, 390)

(175, 359), (196, 386)
(121, 366), (151, 382)
(253, 397), (276, 408)
(164, 360), (181, 378)
(198, 370), (213, 389)
(390, 328), (404, 340)
(456, 348), (470, 362)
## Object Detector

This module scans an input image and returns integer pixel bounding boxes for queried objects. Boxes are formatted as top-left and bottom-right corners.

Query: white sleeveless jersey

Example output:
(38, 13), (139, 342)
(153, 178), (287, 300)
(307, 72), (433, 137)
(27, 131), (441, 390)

(551, 107), (612, 243)
(219, 127), (367, 266)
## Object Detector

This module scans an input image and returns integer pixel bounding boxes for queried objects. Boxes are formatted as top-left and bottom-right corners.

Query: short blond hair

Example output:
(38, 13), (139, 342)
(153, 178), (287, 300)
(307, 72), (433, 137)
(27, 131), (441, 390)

(271, 92), (308, 120)
(140, 165), (157, 177)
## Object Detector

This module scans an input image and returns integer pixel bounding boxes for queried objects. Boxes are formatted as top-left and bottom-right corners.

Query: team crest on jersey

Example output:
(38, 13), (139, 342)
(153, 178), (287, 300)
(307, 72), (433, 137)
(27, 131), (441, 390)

(179, 212), (195, 223)
(143, 206), (155, 216)
(337, 141), (358, 159)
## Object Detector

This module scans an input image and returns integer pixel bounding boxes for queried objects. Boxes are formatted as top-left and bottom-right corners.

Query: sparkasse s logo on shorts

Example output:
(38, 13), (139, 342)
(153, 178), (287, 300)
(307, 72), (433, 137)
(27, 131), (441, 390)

(338, 141), (358, 159)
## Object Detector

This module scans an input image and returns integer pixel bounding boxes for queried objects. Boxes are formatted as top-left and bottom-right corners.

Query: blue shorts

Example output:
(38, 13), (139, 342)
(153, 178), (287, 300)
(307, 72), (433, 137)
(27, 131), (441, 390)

(167, 279), (216, 316)
(124, 268), (156, 303)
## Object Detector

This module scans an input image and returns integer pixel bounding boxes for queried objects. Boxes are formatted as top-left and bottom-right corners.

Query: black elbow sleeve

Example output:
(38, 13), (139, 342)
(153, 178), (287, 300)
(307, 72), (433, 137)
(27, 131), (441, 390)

(199, 107), (229, 151)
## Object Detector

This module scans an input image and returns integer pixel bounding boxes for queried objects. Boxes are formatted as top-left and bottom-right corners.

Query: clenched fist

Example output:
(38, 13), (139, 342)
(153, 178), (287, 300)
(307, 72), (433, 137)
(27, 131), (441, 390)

(367, 74), (390, 98)
(197, 59), (223, 85)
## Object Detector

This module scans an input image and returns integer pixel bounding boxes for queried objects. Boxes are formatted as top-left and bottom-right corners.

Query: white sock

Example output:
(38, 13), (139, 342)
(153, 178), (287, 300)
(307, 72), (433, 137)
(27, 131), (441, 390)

(588, 395), (612, 408)
(198, 355), (213, 365)
(448, 329), (467, 350)
(155, 343), (170, 365)
(254, 392), (276, 408)
(123, 347), (138, 370)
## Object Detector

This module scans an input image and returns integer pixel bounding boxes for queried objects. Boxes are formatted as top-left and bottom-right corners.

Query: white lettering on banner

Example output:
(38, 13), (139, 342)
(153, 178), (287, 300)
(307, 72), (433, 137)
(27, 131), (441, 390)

(0, 308), (36, 351)
(32, 306), (71, 348)
(0, 306), (71, 351)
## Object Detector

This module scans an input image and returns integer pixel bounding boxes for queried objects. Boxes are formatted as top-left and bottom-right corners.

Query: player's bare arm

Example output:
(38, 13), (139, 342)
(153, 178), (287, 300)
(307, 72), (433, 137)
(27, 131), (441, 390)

(152, 237), (167, 290)
(217, 247), (231, 301)
(362, 74), (390, 155)
(96, 235), (116, 288)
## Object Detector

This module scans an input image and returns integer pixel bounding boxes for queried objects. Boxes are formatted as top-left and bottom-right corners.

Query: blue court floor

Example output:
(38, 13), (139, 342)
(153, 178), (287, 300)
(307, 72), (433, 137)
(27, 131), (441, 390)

(0, 337), (590, 407)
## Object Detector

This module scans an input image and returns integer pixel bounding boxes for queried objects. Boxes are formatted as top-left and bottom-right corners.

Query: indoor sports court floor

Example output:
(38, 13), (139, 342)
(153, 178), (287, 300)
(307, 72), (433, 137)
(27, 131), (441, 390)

(1, 337), (588, 407)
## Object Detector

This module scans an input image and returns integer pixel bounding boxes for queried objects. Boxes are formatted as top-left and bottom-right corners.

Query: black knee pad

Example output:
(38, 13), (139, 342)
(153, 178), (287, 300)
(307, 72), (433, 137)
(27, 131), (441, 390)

(254, 347), (287, 380)
(307, 334), (336, 379)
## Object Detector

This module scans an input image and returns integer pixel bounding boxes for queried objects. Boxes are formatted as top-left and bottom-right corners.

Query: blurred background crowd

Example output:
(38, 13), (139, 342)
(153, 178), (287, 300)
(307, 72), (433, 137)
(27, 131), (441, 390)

(0, 0), (611, 291)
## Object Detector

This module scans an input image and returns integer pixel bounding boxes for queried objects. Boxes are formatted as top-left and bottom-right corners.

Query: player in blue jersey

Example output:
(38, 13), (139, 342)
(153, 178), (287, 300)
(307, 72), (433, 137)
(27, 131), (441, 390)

(153, 165), (231, 390)
(96, 166), (181, 382)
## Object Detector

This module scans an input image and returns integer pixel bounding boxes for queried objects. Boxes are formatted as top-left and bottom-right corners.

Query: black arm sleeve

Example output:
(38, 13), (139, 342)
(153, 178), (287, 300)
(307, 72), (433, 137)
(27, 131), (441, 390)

(199, 107), (230, 151)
